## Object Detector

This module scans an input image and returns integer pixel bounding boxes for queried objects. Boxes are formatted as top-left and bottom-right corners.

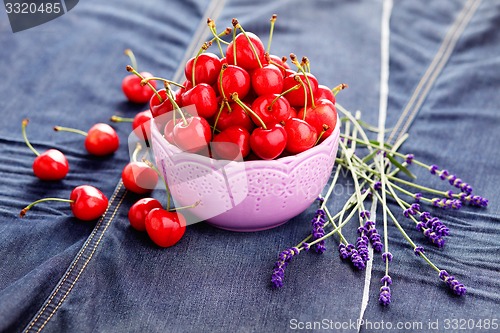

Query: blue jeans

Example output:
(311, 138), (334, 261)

(0, 0), (499, 332)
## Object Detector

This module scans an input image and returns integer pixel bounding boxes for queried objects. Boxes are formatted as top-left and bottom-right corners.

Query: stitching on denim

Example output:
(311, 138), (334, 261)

(23, 0), (227, 331)
(387, 0), (481, 144)
(23, 182), (126, 333)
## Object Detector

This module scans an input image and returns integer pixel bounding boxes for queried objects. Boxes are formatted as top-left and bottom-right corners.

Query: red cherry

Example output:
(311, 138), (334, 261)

(251, 94), (291, 127)
(163, 118), (180, 144)
(226, 32), (265, 71)
(20, 185), (109, 221)
(122, 72), (157, 104)
(128, 198), (163, 231)
(217, 65), (251, 100)
(250, 64), (284, 96)
(122, 162), (159, 194)
(268, 54), (290, 72)
(181, 83), (218, 119)
(85, 124), (120, 156)
(69, 185), (109, 221)
(149, 89), (176, 119)
(185, 52), (222, 85)
(316, 84), (336, 104)
(282, 73), (319, 107)
(22, 119), (69, 181)
(298, 99), (338, 141)
(249, 124), (287, 160)
(284, 118), (318, 154)
(214, 102), (254, 133)
(53, 123), (119, 156)
(145, 208), (186, 248)
(172, 116), (212, 153)
(212, 126), (251, 160)
(32, 149), (69, 181)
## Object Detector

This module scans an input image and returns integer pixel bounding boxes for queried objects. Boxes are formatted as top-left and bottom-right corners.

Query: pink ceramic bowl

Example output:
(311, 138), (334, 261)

(150, 119), (340, 232)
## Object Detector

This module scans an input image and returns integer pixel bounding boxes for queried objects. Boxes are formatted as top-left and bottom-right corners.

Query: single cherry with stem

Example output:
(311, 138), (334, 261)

(231, 93), (287, 160)
(185, 40), (222, 86)
(21, 118), (69, 181)
(54, 123), (120, 156)
(251, 93), (292, 127)
(226, 19), (266, 71)
(122, 50), (157, 104)
(217, 63), (251, 100)
(145, 208), (186, 248)
(298, 98), (338, 142)
(20, 185), (108, 221)
(121, 143), (159, 194)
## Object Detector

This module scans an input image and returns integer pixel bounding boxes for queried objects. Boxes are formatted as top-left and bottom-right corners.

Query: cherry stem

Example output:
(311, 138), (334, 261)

(21, 118), (40, 157)
(169, 200), (200, 212)
(207, 18), (230, 54)
(231, 20), (237, 65)
(332, 83), (349, 96)
(140, 77), (184, 89)
(233, 19), (262, 68)
(302, 56), (311, 73)
(267, 14), (277, 53)
(20, 198), (74, 217)
(142, 158), (171, 211)
(126, 65), (163, 103)
(132, 142), (142, 163)
(290, 53), (316, 109)
(314, 124), (330, 145)
(268, 83), (301, 110)
(54, 126), (88, 137)
(163, 82), (187, 126)
(110, 115), (133, 123)
(266, 53), (287, 73)
(231, 93), (267, 130)
(124, 49), (138, 71)
(212, 102), (226, 136)
(296, 76), (308, 120)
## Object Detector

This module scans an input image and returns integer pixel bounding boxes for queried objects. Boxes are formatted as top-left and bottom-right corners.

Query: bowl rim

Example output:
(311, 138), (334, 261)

(151, 115), (340, 167)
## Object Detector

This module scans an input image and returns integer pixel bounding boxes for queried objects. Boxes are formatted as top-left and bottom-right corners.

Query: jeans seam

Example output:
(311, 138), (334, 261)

(23, 182), (127, 333)
(387, 0), (482, 145)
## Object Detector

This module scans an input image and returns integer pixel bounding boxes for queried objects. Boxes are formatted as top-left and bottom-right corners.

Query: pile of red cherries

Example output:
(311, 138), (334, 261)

(19, 15), (344, 248)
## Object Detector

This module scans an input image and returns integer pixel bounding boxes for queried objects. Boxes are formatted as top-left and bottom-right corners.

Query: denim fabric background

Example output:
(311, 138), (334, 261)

(0, 0), (499, 332)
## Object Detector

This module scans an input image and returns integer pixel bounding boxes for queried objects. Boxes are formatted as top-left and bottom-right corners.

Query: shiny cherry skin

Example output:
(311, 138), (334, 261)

(249, 124), (287, 160)
(131, 110), (153, 141)
(251, 94), (291, 127)
(215, 102), (254, 133)
(315, 84), (336, 104)
(121, 162), (159, 194)
(128, 198), (163, 231)
(268, 54), (290, 74)
(284, 118), (318, 154)
(69, 185), (109, 221)
(85, 123), (120, 156)
(251, 64), (284, 96)
(145, 208), (186, 248)
(282, 73), (319, 107)
(32, 149), (69, 181)
(212, 126), (251, 160)
(122, 71), (157, 104)
(226, 32), (265, 71)
(172, 117), (212, 153)
(298, 99), (338, 142)
(217, 65), (251, 100)
(185, 52), (222, 86)
(181, 83), (218, 118)
(163, 118), (180, 144)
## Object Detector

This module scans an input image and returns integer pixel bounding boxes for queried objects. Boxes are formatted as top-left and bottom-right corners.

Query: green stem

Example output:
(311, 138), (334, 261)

(267, 14), (277, 53)
(140, 77), (184, 89)
(290, 54), (315, 109)
(235, 22), (262, 68)
(21, 119), (40, 156)
(53, 126), (88, 137)
(124, 49), (138, 71)
(20, 198), (74, 217)
(231, 93), (267, 129)
(110, 115), (134, 123)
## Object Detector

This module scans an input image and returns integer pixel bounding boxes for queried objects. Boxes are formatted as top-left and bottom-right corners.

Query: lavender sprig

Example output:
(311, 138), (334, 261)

(271, 247), (300, 288)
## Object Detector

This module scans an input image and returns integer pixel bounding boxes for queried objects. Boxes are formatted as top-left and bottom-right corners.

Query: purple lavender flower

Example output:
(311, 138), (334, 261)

(405, 154), (414, 164)
(429, 164), (439, 175)
(439, 270), (467, 296)
(414, 193), (423, 202)
(459, 193), (489, 207)
(424, 229), (446, 247)
(338, 243), (352, 260)
(379, 286), (391, 306)
(382, 252), (393, 263)
(374, 181), (382, 191)
(311, 209), (326, 254)
(271, 247), (300, 288)
(365, 221), (383, 252)
(432, 198), (462, 210)
(381, 275), (392, 285)
(419, 212), (449, 237)
(360, 210), (371, 219)
(350, 249), (366, 270)
(356, 235), (370, 263)
(414, 246), (425, 256)
(302, 242), (310, 252)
